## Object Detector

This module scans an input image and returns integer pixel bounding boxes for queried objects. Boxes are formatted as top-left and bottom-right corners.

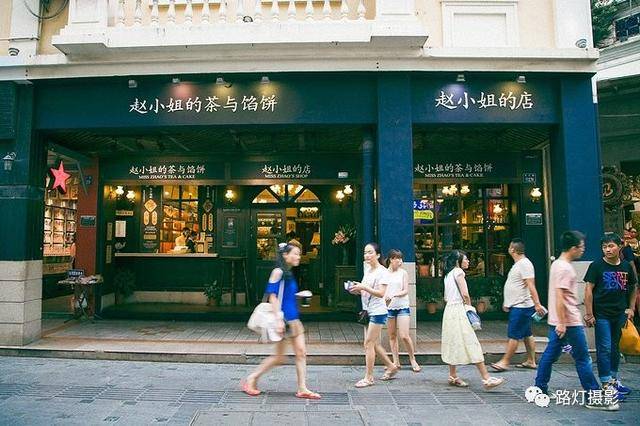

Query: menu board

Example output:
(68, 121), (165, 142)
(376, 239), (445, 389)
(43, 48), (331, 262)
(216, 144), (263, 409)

(140, 186), (161, 252)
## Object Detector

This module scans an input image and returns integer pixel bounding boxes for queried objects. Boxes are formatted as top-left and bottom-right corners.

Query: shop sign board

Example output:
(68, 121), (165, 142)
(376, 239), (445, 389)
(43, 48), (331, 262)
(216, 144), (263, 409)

(231, 158), (360, 181)
(413, 154), (520, 181)
(412, 77), (558, 124)
(102, 161), (225, 181)
(525, 213), (543, 226)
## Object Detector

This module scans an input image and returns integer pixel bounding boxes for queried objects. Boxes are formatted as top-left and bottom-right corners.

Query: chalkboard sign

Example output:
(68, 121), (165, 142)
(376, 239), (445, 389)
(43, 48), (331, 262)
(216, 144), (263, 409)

(222, 216), (238, 248)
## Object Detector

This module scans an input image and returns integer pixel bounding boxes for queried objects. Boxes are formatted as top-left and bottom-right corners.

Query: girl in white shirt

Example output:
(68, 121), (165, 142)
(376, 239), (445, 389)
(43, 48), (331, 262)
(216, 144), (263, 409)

(385, 249), (421, 372)
(441, 250), (505, 390)
(349, 243), (398, 387)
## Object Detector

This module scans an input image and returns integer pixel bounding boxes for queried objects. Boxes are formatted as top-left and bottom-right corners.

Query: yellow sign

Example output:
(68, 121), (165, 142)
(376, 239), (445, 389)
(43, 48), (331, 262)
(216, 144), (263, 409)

(414, 210), (434, 220)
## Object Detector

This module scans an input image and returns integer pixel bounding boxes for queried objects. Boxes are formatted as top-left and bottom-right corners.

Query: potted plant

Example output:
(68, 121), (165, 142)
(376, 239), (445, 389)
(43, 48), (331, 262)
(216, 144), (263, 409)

(331, 224), (356, 265)
(418, 283), (440, 314)
(203, 280), (221, 306)
(113, 268), (136, 304)
(486, 276), (506, 312)
(468, 277), (488, 313)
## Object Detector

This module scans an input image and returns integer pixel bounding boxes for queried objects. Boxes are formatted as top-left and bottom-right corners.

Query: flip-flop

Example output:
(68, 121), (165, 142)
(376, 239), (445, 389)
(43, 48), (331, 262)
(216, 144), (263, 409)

(240, 379), (261, 396)
(355, 379), (375, 388)
(515, 363), (537, 370)
(296, 391), (322, 400)
(490, 363), (509, 372)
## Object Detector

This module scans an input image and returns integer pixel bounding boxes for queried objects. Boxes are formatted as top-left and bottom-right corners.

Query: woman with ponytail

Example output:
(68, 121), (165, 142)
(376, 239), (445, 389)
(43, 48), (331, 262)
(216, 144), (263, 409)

(441, 250), (505, 390)
(242, 243), (321, 399)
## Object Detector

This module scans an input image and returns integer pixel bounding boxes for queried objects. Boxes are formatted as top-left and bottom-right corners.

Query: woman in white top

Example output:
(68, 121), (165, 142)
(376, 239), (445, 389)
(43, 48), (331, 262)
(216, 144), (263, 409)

(349, 243), (399, 387)
(385, 249), (421, 372)
(441, 250), (505, 389)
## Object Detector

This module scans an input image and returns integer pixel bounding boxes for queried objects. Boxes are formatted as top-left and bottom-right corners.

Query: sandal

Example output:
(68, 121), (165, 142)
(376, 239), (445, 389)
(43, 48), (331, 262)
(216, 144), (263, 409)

(448, 376), (468, 387)
(296, 390), (322, 400)
(490, 363), (509, 372)
(240, 379), (261, 396)
(482, 376), (506, 390)
(380, 366), (399, 381)
(411, 364), (422, 373)
(355, 378), (375, 388)
(515, 363), (537, 370)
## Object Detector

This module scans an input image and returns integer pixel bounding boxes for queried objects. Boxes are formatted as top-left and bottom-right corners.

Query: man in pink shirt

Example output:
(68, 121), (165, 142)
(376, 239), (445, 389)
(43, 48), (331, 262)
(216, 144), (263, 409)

(534, 231), (619, 411)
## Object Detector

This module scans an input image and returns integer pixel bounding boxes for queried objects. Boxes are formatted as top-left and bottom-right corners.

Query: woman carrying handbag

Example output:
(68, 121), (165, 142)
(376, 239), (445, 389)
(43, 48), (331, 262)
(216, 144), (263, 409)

(242, 243), (321, 400)
(441, 250), (505, 390)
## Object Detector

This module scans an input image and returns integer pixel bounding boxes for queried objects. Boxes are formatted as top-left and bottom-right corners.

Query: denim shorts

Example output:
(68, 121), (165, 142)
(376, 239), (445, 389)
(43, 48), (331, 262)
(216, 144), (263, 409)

(369, 314), (388, 325)
(387, 307), (411, 318)
(507, 306), (535, 339)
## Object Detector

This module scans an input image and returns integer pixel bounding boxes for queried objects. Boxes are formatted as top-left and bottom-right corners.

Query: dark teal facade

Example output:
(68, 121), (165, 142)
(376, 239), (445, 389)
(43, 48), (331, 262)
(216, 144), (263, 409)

(0, 72), (604, 286)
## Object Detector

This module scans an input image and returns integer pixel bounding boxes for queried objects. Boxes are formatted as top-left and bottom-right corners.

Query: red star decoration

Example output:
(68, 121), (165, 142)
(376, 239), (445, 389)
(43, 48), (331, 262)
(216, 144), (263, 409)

(50, 161), (71, 193)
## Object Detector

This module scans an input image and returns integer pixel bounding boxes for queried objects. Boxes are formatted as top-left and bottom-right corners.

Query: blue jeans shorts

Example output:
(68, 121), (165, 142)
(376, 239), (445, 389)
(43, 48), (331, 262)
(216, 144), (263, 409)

(507, 306), (535, 339)
(369, 314), (388, 325)
(387, 308), (411, 318)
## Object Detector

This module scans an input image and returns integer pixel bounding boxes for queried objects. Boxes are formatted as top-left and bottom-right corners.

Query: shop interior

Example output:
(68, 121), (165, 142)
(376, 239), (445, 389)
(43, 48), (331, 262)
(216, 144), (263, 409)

(40, 125), (552, 320)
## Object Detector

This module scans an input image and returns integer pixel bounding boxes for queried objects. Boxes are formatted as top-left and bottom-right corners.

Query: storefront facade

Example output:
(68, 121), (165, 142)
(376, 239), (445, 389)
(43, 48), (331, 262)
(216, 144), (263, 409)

(0, 0), (602, 345)
(1, 70), (603, 342)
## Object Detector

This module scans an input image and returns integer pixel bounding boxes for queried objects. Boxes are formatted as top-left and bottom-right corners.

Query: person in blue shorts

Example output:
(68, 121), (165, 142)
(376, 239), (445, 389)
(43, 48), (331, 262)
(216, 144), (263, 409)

(491, 238), (546, 372)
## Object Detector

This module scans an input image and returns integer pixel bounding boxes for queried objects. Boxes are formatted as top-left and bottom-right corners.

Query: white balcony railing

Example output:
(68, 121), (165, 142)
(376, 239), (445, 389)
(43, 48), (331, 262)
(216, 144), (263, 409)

(52, 0), (428, 59)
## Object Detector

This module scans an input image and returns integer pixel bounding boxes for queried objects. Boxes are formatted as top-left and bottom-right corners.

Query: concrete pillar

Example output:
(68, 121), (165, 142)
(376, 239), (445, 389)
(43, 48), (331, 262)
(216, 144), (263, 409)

(0, 82), (45, 346)
(376, 74), (416, 343)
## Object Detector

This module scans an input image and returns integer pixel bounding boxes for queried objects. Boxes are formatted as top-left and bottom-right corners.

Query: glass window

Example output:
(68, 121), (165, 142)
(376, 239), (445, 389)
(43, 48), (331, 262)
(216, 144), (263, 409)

(160, 185), (200, 253)
(413, 183), (514, 279)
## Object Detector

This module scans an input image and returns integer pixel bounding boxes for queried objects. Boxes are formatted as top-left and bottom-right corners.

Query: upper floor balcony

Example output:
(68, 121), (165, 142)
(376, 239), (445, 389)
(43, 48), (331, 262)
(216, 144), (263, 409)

(51, 0), (428, 60)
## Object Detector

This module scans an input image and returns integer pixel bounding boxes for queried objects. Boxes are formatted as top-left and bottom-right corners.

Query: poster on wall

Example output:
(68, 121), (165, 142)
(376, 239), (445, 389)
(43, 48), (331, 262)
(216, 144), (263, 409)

(140, 186), (161, 253)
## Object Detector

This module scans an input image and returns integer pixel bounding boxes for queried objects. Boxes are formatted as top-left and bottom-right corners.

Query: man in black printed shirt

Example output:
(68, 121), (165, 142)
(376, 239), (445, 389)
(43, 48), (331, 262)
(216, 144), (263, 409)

(584, 233), (638, 398)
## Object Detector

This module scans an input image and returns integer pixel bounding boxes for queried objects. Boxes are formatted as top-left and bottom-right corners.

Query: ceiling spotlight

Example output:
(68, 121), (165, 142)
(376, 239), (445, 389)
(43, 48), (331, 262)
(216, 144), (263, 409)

(216, 77), (226, 85)
(225, 189), (235, 200)
(260, 76), (270, 84)
(128, 79), (138, 88)
(456, 73), (466, 82)
(115, 185), (125, 196)
(336, 190), (345, 201)
(460, 185), (470, 195)
(343, 184), (353, 195)
(172, 77), (180, 84)
(516, 75), (526, 84)
(126, 190), (135, 201)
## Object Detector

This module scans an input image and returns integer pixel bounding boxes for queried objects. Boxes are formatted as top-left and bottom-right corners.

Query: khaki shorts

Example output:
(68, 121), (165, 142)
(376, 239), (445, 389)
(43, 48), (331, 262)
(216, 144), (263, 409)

(285, 319), (305, 339)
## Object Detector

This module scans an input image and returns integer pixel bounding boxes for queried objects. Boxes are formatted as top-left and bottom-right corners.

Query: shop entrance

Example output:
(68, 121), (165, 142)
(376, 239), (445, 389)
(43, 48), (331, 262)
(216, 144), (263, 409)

(249, 184), (323, 309)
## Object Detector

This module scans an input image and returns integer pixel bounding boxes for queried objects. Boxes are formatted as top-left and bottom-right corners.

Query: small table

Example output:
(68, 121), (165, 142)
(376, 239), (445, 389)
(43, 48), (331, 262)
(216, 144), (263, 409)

(57, 275), (103, 321)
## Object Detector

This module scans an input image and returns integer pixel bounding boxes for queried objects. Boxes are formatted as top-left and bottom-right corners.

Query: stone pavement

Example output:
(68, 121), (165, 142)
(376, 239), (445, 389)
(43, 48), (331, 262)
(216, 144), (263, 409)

(0, 356), (638, 425)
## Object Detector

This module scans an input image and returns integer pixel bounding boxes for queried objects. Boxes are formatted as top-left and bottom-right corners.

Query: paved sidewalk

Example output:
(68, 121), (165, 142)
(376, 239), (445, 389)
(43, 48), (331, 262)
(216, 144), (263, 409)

(0, 356), (638, 425)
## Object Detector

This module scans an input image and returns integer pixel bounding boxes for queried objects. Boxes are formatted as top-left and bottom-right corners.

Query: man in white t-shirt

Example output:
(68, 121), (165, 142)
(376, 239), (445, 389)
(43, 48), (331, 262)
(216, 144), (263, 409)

(490, 238), (546, 372)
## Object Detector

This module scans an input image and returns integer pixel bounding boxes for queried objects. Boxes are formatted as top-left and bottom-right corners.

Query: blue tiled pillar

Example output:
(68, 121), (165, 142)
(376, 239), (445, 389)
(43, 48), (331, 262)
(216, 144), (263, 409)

(376, 74), (414, 262)
(552, 75), (603, 260)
